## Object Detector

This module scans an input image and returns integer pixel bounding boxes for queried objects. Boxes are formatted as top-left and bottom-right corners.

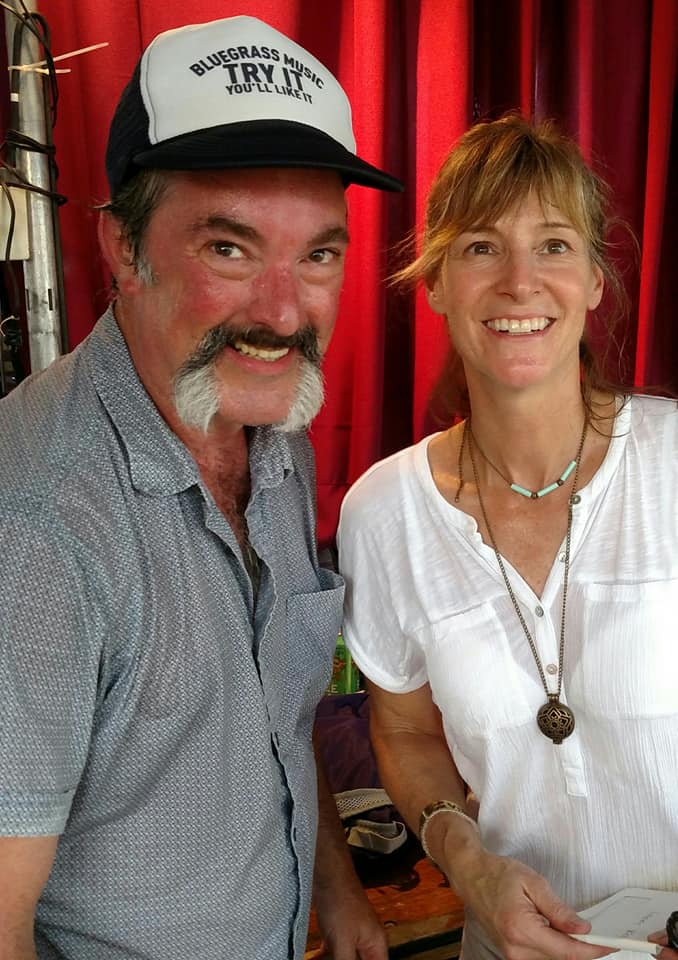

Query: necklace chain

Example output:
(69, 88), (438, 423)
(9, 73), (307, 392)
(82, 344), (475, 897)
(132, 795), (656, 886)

(469, 429), (579, 500)
(465, 416), (588, 738)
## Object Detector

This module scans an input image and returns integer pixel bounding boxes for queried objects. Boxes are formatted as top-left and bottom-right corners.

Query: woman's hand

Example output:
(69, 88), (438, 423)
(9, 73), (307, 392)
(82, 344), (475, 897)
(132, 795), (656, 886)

(363, 681), (615, 960)
(445, 847), (614, 960)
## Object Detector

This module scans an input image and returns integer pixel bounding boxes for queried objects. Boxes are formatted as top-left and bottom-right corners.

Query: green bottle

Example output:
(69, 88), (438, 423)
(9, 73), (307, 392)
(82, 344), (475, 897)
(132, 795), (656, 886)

(327, 631), (361, 694)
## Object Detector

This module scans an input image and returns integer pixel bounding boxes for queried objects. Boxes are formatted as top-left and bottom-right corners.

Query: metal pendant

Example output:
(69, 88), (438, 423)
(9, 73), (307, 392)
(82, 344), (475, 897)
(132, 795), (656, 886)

(537, 695), (575, 744)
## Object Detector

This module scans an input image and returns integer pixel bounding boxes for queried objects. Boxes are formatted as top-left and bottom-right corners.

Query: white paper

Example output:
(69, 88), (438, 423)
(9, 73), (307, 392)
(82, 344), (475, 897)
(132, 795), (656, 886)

(576, 888), (677, 958)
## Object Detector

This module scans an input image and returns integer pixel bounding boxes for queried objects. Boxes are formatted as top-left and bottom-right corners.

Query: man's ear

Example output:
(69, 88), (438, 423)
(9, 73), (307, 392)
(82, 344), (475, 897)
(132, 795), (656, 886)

(97, 212), (140, 295)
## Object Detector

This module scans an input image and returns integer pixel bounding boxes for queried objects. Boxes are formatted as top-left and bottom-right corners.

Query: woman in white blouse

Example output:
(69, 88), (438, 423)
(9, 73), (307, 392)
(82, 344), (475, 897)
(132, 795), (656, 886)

(338, 114), (678, 960)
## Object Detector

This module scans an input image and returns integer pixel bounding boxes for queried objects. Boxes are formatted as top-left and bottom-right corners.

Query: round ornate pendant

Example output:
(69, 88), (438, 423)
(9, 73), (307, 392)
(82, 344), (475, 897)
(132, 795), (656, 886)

(537, 695), (575, 744)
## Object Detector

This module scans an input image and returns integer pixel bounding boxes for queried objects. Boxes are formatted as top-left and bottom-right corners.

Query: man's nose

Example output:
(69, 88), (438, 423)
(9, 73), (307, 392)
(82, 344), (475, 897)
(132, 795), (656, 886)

(249, 265), (304, 333)
(496, 251), (542, 301)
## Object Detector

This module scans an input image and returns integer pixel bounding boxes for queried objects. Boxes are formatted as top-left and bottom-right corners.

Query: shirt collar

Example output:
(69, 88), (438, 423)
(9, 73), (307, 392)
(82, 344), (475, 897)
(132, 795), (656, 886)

(249, 424), (295, 495)
(84, 307), (294, 497)
(578, 394), (632, 505)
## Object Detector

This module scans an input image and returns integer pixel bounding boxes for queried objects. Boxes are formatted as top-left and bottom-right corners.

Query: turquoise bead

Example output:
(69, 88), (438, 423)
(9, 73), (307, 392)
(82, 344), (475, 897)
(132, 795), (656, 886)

(510, 459), (577, 499)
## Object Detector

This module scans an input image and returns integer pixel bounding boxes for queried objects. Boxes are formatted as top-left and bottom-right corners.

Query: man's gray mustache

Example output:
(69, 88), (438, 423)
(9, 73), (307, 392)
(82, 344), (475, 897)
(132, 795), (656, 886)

(180, 323), (321, 375)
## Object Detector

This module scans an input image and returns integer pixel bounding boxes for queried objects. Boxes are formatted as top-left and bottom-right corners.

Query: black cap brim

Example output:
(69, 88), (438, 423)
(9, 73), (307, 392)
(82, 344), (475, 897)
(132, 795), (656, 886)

(132, 119), (403, 192)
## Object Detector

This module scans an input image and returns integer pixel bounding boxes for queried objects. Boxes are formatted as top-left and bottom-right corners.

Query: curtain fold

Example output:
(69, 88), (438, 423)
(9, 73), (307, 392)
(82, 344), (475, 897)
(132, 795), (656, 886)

(573, 1), (593, 159)
(312, 0), (396, 543)
(635, 0), (678, 388)
(411, 0), (473, 437)
(34, 0), (677, 546)
(519, 0), (537, 117)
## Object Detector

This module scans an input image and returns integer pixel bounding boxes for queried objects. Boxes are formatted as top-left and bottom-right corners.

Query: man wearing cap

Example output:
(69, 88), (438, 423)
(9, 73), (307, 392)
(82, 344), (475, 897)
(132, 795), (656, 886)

(0, 15), (401, 960)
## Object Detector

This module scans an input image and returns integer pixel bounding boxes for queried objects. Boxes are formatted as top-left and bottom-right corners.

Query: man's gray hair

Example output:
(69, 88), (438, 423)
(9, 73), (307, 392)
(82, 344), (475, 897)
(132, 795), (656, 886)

(174, 358), (324, 435)
(100, 168), (171, 281)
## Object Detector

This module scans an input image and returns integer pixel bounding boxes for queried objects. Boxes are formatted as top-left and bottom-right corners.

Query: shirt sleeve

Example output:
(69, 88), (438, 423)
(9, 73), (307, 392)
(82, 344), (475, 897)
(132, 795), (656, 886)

(337, 465), (428, 694)
(0, 509), (101, 836)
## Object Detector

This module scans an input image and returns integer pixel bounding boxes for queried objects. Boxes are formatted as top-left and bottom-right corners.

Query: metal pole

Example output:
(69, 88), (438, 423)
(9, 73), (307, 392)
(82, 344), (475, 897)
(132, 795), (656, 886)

(4, 1), (65, 372)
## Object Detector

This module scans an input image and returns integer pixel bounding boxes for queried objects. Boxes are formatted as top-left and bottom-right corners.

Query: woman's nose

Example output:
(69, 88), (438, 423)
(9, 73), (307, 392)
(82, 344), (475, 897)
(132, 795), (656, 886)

(496, 251), (541, 300)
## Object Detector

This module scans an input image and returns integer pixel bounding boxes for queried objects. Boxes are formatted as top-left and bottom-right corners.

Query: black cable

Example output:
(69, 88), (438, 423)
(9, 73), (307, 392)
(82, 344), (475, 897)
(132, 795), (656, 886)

(1, 170), (67, 205)
(0, 181), (16, 261)
(0, 258), (26, 397)
(3, 3), (59, 131)
(1, 1), (69, 359)
(4, 130), (57, 156)
(0, 312), (25, 393)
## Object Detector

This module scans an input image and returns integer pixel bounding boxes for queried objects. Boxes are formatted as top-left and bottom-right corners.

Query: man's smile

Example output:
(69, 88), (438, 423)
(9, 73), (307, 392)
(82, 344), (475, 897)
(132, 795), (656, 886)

(233, 340), (291, 362)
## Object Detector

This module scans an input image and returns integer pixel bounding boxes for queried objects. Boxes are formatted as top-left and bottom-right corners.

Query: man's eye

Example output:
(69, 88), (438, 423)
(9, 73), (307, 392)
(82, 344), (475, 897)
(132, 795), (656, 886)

(308, 248), (338, 264)
(212, 241), (244, 258)
(544, 239), (569, 254)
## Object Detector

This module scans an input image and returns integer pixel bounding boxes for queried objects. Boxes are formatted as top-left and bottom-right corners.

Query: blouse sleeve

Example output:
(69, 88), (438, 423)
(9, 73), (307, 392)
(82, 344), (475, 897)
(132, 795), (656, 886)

(337, 461), (428, 694)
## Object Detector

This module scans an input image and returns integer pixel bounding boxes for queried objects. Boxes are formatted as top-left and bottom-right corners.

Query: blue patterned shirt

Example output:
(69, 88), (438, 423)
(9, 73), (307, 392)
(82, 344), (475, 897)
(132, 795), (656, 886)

(0, 308), (343, 959)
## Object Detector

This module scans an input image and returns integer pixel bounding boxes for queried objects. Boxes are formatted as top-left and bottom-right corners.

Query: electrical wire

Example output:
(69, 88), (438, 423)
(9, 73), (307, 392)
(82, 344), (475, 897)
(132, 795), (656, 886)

(0, 0), (67, 388)
(0, 311), (25, 396)
(0, 181), (16, 262)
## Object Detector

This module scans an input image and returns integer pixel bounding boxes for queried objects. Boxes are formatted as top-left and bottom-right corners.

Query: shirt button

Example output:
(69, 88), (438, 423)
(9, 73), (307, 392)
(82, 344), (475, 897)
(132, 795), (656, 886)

(535, 605), (544, 617)
(546, 663), (558, 675)
(571, 494), (581, 505)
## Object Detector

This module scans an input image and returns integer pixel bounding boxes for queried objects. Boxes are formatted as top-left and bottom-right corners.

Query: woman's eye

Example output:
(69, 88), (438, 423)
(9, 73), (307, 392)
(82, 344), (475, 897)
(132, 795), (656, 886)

(467, 241), (493, 255)
(545, 239), (569, 254)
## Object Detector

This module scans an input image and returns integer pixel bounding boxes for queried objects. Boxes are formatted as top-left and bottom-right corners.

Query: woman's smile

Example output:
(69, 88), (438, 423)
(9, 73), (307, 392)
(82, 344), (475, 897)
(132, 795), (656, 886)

(484, 316), (552, 334)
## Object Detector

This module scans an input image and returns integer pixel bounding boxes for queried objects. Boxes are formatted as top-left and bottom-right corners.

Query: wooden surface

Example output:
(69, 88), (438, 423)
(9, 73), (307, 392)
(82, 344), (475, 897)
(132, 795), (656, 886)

(305, 836), (465, 957)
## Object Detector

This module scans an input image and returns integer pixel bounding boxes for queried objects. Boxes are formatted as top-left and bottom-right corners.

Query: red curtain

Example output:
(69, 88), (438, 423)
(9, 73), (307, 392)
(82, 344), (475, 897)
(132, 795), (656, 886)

(38, 0), (677, 546)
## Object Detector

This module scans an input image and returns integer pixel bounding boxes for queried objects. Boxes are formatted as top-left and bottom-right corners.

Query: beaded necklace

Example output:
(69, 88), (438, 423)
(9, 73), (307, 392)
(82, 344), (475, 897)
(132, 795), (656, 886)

(462, 417), (588, 744)
(470, 428), (579, 500)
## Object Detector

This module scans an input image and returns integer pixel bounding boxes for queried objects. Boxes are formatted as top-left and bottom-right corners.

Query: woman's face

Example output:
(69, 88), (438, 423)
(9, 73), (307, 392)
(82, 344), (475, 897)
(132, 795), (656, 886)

(427, 191), (604, 397)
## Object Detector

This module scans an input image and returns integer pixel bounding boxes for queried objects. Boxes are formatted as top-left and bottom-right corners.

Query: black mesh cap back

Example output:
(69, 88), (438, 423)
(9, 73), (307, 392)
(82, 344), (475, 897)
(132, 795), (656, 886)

(105, 64), (152, 198)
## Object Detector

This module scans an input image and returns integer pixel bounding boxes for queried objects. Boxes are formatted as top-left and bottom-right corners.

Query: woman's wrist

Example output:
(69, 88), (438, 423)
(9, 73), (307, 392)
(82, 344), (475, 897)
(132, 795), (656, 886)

(442, 832), (490, 895)
(419, 801), (482, 878)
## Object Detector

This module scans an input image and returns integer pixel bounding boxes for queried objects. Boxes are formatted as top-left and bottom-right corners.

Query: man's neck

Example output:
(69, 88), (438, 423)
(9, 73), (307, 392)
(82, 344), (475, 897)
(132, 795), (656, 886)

(191, 424), (253, 554)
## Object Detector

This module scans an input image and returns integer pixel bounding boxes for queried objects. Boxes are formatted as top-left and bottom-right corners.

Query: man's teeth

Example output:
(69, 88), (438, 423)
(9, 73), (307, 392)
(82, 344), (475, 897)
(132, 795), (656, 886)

(234, 340), (290, 361)
(486, 317), (551, 334)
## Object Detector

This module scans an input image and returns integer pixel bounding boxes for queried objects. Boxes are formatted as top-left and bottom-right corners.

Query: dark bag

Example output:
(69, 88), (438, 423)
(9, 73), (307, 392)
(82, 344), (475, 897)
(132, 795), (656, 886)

(315, 693), (407, 854)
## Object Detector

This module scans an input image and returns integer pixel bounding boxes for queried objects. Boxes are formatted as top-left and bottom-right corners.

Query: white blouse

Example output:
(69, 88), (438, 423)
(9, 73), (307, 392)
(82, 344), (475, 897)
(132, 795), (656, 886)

(338, 396), (678, 921)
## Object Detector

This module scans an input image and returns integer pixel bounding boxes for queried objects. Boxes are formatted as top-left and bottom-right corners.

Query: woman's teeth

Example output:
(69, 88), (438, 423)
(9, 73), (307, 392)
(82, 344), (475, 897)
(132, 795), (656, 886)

(234, 341), (290, 361)
(486, 317), (551, 334)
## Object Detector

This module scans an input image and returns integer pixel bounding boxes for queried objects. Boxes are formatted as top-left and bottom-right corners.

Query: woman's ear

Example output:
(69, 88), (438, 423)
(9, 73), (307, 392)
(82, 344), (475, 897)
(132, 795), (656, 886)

(587, 263), (605, 312)
(426, 277), (446, 316)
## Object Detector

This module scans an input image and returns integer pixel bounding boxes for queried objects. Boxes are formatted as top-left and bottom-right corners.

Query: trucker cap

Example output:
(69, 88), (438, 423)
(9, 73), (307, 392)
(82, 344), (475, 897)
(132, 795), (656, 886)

(105, 15), (403, 196)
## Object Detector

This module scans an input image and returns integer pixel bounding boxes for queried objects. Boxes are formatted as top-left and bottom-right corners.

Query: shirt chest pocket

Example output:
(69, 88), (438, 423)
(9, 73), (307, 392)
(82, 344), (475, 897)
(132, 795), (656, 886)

(426, 601), (536, 743)
(571, 578), (678, 719)
(280, 571), (345, 739)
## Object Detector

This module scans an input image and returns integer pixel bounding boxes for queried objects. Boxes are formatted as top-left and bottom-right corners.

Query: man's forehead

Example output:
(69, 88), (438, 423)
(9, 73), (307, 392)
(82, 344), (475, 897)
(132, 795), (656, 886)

(189, 214), (349, 244)
(151, 167), (349, 242)
(157, 166), (346, 219)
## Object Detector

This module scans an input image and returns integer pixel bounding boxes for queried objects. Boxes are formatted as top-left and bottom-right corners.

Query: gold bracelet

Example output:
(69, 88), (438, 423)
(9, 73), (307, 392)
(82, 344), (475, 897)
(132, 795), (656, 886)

(418, 800), (479, 868)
